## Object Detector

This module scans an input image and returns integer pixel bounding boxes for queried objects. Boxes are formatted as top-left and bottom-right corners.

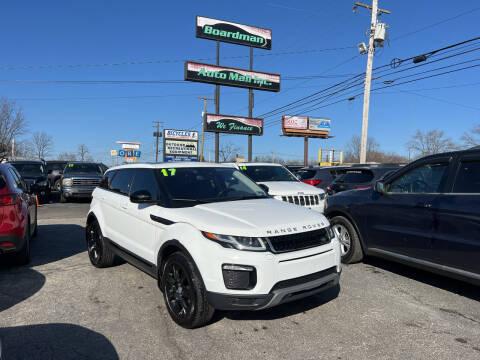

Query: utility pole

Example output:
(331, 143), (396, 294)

(198, 97), (214, 162)
(355, 1), (390, 163)
(153, 121), (163, 162)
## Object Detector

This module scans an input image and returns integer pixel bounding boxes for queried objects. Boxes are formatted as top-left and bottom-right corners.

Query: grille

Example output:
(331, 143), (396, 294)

(270, 267), (337, 292)
(266, 228), (332, 253)
(281, 194), (320, 207)
(72, 178), (100, 187)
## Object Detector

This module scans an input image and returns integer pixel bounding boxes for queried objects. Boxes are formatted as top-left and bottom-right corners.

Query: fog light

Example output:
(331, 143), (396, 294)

(222, 264), (256, 290)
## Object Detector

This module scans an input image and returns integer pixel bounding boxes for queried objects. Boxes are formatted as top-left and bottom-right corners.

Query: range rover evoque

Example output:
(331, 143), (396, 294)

(86, 163), (341, 328)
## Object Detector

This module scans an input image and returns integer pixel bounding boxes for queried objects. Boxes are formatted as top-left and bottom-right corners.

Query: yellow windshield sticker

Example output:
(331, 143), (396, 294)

(161, 168), (176, 176)
(168, 168), (176, 176)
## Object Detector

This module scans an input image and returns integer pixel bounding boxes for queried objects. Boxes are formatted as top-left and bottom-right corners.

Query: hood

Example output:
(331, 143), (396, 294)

(161, 198), (329, 237)
(258, 181), (324, 196)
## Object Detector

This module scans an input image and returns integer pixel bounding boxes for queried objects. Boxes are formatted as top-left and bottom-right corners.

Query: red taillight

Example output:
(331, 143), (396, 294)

(302, 179), (322, 186)
(1, 241), (15, 248)
(356, 186), (371, 189)
(0, 194), (16, 206)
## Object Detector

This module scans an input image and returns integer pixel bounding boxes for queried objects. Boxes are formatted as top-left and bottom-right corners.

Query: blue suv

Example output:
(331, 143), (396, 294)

(325, 148), (480, 285)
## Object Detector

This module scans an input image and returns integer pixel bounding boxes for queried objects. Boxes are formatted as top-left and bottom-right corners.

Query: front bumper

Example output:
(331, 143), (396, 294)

(61, 187), (95, 198)
(207, 266), (340, 310)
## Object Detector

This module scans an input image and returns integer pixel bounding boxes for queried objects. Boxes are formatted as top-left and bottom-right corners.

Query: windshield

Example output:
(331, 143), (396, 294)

(11, 163), (45, 176)
(239, 165), (298, 182)
(64, 163), (103, 174)
(46, 162), (67, 172)
(157, 167), (268, 206)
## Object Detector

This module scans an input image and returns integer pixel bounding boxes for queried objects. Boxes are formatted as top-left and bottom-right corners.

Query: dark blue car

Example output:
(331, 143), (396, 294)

(325, 148), (480, 285)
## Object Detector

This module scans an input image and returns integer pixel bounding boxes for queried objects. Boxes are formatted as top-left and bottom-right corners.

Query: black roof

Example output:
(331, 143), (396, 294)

(8, 160), (44, 164)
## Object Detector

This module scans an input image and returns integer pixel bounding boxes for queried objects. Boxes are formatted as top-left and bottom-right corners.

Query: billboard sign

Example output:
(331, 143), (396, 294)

(205, 114), (263, 135)
(185, 62), (280, 92)
(309, 118), (331, 132)
(282, 116), (308, 130)
(196, 16), (272, 50)
(163, 129), (199, 162)
(164, 129), (199, 141)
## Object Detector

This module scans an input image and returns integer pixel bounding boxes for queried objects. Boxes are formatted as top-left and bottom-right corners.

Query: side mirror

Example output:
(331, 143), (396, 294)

(375, 181), (386, 194)
(130, 190), (155, 204)
(258, 184), (269, 194)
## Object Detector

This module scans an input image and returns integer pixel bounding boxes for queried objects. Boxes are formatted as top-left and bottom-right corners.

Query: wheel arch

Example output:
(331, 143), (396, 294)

(326, 208), (367, 252)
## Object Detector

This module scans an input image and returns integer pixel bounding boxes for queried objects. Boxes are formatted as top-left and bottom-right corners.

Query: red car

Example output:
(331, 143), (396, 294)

(0, 163), (38, 265)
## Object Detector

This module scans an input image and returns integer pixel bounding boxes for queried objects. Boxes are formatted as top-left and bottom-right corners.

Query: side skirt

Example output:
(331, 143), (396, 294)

(105, 237), (158, 279)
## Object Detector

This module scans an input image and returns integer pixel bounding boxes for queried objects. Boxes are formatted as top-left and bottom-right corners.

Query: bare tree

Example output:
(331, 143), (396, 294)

(0, 98), (28, 161)
(406, 129), (457, 158)
(58, 152), (77, 161)
(460, 124), (480, 148)
(31, 131), (53, 159)
(77, 144), (90, 161)
(219, 142), (241, 162)
(344, 135), (380, 163)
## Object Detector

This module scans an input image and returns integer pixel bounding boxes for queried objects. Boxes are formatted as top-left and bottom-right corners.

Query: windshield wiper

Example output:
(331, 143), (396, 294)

(170, 198), (210, 204)
(224, 195), (270, 201)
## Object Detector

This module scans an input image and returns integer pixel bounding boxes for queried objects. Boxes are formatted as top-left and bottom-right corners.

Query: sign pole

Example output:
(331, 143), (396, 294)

(248, 46), (253, 162)
(304, 136), (309, 167)
(215, 41), (220, 163)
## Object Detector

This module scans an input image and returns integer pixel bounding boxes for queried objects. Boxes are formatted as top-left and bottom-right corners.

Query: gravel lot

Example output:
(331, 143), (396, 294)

(1, 201), (479, 360)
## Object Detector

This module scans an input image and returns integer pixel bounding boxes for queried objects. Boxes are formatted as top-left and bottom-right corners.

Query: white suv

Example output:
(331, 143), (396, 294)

(230, 162), (326, 212)
(86, 163), (341, 328)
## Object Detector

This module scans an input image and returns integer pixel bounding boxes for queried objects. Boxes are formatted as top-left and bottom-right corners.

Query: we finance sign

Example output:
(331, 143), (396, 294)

(196, 16), (272, 50)
(205, 114), (263, 136)
(185, 62), (280, 92)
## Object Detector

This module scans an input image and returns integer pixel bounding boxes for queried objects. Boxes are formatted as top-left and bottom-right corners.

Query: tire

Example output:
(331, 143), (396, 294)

(60, 193), (67, 203)
(330, 215), (364, 264)
(162, 252), (214, 329)
(86, 219), (115, 268)
(54, 179), (61, 192)
(14, 219), (30, 265)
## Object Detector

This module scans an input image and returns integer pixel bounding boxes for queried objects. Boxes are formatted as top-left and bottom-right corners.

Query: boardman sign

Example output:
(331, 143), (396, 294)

(196, 16), (272, 50)
(163, 129), (199, 162)
(164, 129), (199, 141)
(205, 114), (263, 136)
(185, 61), (280, 92)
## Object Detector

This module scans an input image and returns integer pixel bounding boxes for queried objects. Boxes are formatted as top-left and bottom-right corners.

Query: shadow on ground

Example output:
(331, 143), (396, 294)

(214, 283), (340, 323)
(0, 267), (46, 312)
(363, 257), (480, 302)
(0, 323), (119, 360)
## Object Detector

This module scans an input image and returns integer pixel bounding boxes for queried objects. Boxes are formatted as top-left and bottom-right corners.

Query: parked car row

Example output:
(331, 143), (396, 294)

(2, 159), (108, 203)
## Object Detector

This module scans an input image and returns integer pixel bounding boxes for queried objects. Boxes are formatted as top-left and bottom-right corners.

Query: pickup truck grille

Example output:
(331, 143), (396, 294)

(281, 194), (322, 207)
(72, 178), (100, 187)
(266, 228), (331, 253)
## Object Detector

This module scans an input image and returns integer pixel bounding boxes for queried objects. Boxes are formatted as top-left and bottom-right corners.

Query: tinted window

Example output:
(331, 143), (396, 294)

(453, 161), (480, 193)
(11, 162), (45, 176)
(240, 165), (298, 182)
(297, 170), (316, 180)
(47, 162), (67, 172)
(389, 162), (448, 193)
(338, 171), (374, 183)
(0, 175), (6, 190)
(100, 170), (116, 190)
(8, 168), (24, 190)
(109, 169), (134, 195)
(130, 169), (160, 200)
(64, 163), (103, 174)
(157, 167), (267, 207)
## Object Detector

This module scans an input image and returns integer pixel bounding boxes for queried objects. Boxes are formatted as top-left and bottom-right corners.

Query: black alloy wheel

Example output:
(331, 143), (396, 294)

(164, 261), (195, 320)
(86, 220), (115, 268)
(161, 252), (214, 328)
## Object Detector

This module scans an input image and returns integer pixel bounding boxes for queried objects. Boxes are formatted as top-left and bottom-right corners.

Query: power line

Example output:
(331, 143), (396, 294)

(0, 46), (354, 71)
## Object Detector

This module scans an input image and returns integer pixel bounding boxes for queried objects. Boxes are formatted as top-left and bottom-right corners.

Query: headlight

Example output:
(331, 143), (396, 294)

(203, 232), (266, 251)
(62, 178), (73, 186)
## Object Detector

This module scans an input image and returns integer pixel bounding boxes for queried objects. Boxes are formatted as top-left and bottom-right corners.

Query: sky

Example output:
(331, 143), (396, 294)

(1, 0), (479, 164)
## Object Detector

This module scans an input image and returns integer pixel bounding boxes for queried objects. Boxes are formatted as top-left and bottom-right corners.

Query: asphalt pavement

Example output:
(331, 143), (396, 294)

(0, 201), (479, 360)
